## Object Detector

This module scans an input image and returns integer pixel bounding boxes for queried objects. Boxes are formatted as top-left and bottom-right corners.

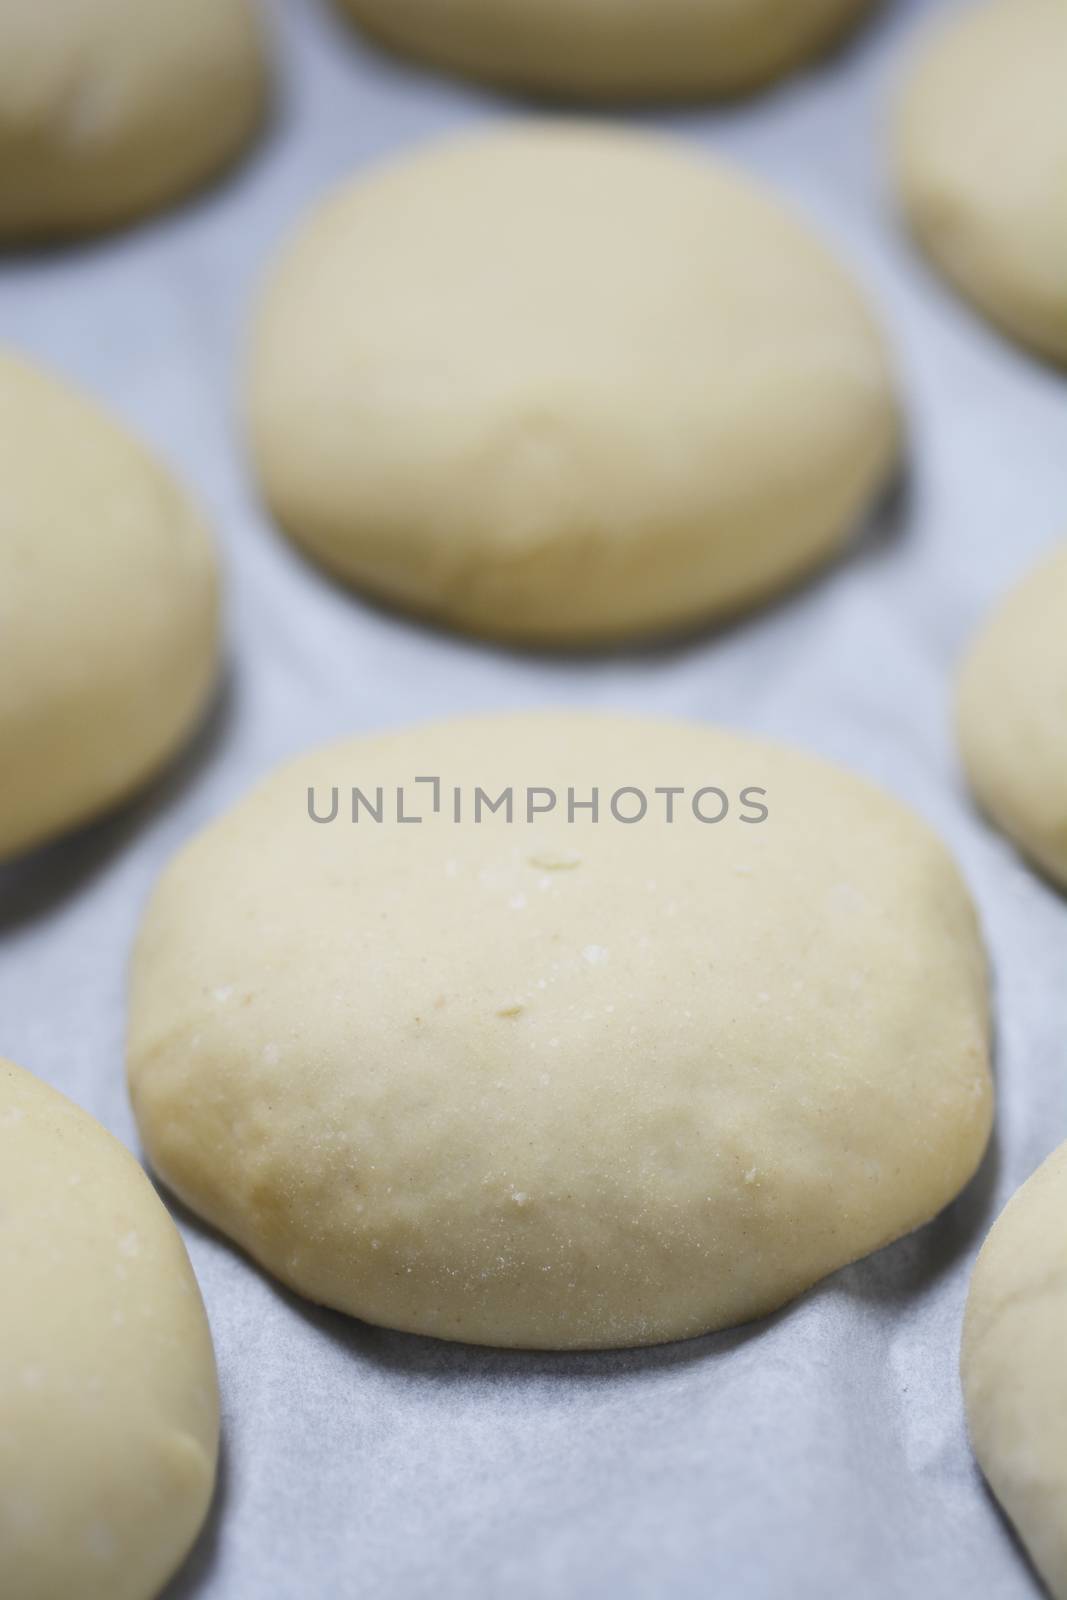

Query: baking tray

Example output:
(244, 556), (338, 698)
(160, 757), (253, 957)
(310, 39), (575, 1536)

(2, 1), (1066, 1594)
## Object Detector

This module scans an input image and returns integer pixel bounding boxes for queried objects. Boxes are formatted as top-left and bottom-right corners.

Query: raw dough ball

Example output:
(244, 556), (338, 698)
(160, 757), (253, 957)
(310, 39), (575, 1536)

(128, 713), (992, 1350)
(963, 1141), (1067, 1600)
(0, 349), (221, 862)
(337, 0), (875, 101)
(896, 0), (1067, 365)
(0, 0), (267, 240)
(957, 544), (1067, 889)
(247, 126), (899, 645)
(0, 1059), (219, 1600)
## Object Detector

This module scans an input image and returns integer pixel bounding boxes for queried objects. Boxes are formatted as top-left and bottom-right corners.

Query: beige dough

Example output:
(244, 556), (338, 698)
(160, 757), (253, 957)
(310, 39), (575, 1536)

(337, 0), (875, 100)
(895, 0), (1067, 365)
(0, 0), (267, 240)
(963, 1141), (1067, 1599)
(0, 349), (221, 862)
(247, 125), (900, 645)
(957, 544), (1067, 889)
(128, 713), (992, 1350)
(0, 1059), (219, 1600)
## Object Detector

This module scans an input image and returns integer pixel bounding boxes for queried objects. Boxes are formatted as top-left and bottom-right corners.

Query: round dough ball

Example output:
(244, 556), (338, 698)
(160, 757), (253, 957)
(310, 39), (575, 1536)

(963, 1141), (1067, 1600)
(0, 0), (267, 240)
(0, 1060), (219, 1600)
(128, 713), (992, 1350)
(957, 544), (1067, 889)
(247, 126), (900, 646)
(336, 0), (874, 101)
(0, 350), (221, 862)
(895, 0), (1067, 365)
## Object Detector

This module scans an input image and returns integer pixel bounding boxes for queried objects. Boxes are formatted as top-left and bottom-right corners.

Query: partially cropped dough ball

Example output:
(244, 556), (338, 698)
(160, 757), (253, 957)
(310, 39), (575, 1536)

(0, 0), (267, 240)
(128, 714), (992, 1350)
(963, 1142), (1067, 1600)
(958, 544), (1067, 889)
(336, 0), (875, 100)
(896, 0), (1067, 365)
(0, 1060), (219, 1600)
(0, 350), (221, 862)
(248, 126), (899, 645)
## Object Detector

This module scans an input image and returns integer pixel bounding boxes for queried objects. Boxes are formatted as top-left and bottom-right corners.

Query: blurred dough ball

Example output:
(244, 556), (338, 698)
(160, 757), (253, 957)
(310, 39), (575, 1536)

(0, 350), (221, 862)
(896, 0), (1067, 365)
(963, 1141), (1067, 1600)
(128, 712), (992, 1350)
(247, 125), (899, 646)
(0, 1059), (219, 1600)
(336, 0), (876, 100)
(0, 0), (268, 239)
(957, 544), (1067, 889)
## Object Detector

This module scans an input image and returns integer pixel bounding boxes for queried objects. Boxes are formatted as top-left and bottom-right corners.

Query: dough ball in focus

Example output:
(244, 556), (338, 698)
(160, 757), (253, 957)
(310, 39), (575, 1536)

(129, 713), (991, 1350)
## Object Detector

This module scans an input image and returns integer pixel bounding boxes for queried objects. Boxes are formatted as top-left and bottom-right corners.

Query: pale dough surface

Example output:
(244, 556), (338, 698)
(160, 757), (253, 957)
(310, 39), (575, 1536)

(338, 0), (874, 100)
(958, 543), (1067, 889)
(248, 125), (899, 645)
(0, 1059), (219, 1600)
(128, 713), (992, 1350)
(896, 0), (1067, 365)
(0, 0), (267, 239)
(963, 1140), (1067, 1600)
(0, 350), (221, 862)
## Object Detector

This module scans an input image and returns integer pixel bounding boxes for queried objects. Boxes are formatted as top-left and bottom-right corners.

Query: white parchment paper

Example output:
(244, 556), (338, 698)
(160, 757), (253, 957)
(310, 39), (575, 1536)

(2, 1), (1066, 1594)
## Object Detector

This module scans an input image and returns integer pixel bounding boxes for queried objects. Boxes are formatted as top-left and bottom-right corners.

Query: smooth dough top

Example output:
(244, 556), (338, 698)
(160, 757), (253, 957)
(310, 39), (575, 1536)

(248, 125), (899, 645)
(0, 349), (220, 862)
(0, 0), (267, 239)
(896, 0), (1067, 364)
(963, 1141), (1067, 1600)
(128, 714), (992, 1350)
(0, 1060), (219, 1600)
(337, 0), (874, 100)
(957, 543), (1067, 889)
